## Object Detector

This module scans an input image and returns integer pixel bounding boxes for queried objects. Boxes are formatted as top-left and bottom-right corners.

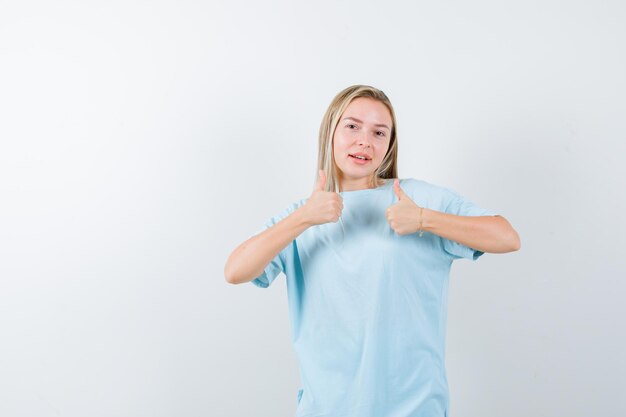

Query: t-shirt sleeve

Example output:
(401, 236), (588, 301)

(440, 188), (499, 261)
(249, 202), (300, 288)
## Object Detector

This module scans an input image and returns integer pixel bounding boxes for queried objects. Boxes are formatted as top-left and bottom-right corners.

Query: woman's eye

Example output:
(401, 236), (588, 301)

(345, 124), (385, 137)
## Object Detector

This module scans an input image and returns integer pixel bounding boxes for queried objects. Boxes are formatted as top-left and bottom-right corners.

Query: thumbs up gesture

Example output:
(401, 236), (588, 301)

(298, 169), (344, 227)
(386, 179), (422, 235)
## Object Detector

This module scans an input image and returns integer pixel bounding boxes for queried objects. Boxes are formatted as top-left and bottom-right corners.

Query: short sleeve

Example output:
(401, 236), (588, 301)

(441, 188), (499, 261)
(249, 200), (302, 288)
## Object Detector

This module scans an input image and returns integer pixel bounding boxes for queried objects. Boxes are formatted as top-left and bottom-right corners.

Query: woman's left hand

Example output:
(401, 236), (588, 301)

(386, 179), (422, 235)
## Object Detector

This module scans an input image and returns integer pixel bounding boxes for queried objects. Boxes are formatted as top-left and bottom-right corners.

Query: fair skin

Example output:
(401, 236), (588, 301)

(333, 97), (392, 191)
(224, 97), (519, 284)
(388, 181), (521, 253)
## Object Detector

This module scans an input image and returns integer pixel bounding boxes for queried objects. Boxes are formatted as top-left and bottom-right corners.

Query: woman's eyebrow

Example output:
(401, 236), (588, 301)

(342, 117), (390, 130)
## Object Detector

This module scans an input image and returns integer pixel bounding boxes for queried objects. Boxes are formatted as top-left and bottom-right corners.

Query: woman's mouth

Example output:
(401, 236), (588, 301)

(349, 154), (371, 165)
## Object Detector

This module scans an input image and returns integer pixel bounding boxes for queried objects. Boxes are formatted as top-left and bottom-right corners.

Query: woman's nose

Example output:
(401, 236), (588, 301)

(357, 135), (372, 147)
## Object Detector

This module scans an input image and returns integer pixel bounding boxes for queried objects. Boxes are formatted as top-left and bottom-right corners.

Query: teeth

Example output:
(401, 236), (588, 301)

(353, 155), (367, 160)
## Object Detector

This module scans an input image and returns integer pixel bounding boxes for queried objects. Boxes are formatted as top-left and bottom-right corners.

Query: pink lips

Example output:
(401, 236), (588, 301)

(349, 152), (371, 160)
(349, 154), (370, 164)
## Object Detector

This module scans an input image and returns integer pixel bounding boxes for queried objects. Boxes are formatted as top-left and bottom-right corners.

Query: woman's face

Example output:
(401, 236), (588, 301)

(332, 97), (392, 188)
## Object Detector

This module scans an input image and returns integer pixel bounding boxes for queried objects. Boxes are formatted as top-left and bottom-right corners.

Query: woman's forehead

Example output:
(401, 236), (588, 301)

(342, 98), (392, 128)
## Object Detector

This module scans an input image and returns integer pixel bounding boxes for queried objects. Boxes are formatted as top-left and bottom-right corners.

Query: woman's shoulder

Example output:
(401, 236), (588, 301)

(398, 178), (461, 208)
(398, 177), (440, 192)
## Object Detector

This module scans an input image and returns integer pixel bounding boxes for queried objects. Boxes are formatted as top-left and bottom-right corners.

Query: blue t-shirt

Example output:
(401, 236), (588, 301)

(250, 178), (499, 417)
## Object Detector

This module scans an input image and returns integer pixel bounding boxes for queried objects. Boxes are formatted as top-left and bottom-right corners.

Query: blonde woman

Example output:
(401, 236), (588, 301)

(224, 85), (520, 417)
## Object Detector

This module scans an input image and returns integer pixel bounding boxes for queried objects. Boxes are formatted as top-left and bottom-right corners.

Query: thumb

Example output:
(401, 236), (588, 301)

(314, 169), (326, 192)
(393, 178), (407, 200)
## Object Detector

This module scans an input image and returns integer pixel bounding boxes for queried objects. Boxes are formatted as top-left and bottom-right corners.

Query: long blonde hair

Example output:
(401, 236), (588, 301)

(316, 85), (399, 192)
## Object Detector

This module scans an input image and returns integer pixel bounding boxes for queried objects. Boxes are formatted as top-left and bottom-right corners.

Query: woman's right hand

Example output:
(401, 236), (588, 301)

(298, 169), (344, 226)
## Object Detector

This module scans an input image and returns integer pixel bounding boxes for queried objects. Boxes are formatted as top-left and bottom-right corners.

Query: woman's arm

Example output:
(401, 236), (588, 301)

(422, 210), (520, 254)
(224, 208), (310, 285)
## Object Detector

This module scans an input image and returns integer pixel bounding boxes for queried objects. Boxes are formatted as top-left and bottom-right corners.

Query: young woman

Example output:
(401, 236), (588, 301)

(224, 85), (520, 417)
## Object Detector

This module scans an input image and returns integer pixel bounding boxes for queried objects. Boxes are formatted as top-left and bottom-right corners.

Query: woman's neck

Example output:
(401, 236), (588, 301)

(338, 176), (385, 192)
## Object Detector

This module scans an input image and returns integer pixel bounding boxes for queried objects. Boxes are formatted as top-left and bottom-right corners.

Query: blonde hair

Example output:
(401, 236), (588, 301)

(316, 84), (399, 192)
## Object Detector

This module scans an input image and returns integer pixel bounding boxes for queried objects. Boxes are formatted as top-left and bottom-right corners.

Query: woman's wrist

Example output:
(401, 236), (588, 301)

(417, 207), (436, 233)
(416, 206), (424, 236)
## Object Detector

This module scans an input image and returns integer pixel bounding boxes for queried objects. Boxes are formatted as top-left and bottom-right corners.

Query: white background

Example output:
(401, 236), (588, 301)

(1, 1), (624, 416)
